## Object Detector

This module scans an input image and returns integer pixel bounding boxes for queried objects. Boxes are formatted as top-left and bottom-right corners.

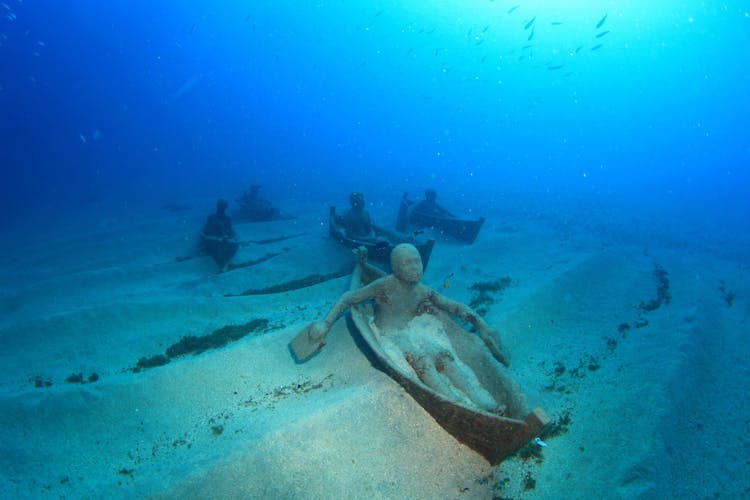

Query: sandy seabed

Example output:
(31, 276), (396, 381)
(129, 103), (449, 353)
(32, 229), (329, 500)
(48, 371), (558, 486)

(0, 198), (748, 499)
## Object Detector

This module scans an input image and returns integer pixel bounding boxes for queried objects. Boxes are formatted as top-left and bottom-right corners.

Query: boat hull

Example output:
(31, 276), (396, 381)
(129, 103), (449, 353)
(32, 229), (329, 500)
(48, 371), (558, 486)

(348, 260), (548, 464)
(329, 206), (436, 269)
(409, 210), (485, 244)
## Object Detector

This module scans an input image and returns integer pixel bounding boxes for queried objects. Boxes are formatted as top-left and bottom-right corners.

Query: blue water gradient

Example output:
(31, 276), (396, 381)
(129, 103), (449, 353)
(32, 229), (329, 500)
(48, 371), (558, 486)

(1, 0), (748, 248)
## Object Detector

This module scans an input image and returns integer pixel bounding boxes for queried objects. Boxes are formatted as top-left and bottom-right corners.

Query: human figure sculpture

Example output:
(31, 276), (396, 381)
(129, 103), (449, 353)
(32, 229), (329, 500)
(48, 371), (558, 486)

(200, 198), (239, 271)
(341, 191), (375, 239)
(304, 243), (511, 412)
(414, 188), (453, 217)
(236, 184), (278, 221)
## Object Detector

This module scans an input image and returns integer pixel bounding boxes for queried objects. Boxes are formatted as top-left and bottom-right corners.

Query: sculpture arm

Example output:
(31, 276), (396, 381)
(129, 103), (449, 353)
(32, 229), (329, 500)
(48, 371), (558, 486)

(430, 292), (511, 367)
(308, 282), (381, 342)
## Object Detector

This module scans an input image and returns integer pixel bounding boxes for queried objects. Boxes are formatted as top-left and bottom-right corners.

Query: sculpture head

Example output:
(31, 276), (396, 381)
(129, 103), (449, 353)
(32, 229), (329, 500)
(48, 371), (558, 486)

(391, 243), (423, 284)
(349, 192), (365, 210)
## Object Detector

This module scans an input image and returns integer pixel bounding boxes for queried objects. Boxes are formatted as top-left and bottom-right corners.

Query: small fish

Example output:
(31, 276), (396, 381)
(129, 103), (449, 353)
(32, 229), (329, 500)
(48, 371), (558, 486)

(596, 30), (610, 38)
(524, 16), (536, 30)
(547, 64), (564, 70)
(590, 43), (603, 51)
(482, 25), (490, 33)
(596, 14), (608, 29)
(527, 26), (535, 41)
(507, 5), (519, 14)
(550, 21), (563, 26)
(443, 273), (454, 289)
(535, 437), (547, 447)
(79, 134), (87, 144)
(574, 45), (583, 54)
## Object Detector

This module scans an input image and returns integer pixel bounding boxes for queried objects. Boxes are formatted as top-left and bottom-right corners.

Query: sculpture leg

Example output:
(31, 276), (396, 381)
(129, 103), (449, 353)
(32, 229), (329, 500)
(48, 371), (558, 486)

(405, 352), (473, 407)
(435, 351), (500, 413)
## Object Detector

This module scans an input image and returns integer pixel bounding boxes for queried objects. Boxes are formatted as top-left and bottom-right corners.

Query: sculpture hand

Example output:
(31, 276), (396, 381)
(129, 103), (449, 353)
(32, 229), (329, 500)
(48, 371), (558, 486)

(307, 321), (329, 344)
(356, 246), (369, 267)
(480, 328), (511, 367)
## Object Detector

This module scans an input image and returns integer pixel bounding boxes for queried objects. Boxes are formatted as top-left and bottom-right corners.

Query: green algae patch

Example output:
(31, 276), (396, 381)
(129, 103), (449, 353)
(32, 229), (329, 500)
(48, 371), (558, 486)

(132, 318), (274, 372)
(229, 267), (351, 296)
(468, 276), (514, 315)
(166, 319), (269, 358)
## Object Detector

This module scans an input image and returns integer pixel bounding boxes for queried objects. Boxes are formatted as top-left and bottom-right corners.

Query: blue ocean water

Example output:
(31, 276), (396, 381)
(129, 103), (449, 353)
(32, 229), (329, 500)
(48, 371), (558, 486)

(2, 0), (748, 247)
(1, 1), (749, 497)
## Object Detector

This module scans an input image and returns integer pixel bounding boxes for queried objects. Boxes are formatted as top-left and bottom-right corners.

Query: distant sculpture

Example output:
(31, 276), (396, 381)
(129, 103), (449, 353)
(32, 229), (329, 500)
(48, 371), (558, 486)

(200, 198), (239, 271)
(341, 192), (375, 240)
(413, 189), (454, 217)
(397, 189), (485, 244)
(236, 184), (279, 222)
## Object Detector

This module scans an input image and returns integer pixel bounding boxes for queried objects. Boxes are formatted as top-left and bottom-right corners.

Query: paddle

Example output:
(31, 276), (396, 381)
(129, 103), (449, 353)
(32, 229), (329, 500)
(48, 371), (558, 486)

(289, 323), (326, 362)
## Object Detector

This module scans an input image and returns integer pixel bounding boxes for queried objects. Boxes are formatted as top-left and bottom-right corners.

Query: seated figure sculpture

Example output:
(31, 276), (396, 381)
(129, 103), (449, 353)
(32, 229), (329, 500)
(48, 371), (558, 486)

(236, 184), (278, 221)
(396, 189), (453, 233)
(414, 188), (454, 217)
(304, 243), (511, 412)
(200, 198), (239, 271)
(341, 191), (375, 240)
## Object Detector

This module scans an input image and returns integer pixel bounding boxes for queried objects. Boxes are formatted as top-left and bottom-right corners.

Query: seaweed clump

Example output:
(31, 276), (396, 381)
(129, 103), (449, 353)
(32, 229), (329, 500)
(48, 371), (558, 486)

(231, 268), (351, 296)
(718, 281), (735, 307)
(638, 264), (671, 312)
(522, 472), (536, 491)
(136, 354), (170, 370)
(540, 411), (572, 439)
(166, 319), (269, 358)
(517, 442), (544, 463)
(65, 373), (84, 384)
(515, 411), (572, 465)
(64, 372), (100, 384)
(31, 375), (52, 388)
(468, 277), (514, 315)
(132, 318), (272, 372)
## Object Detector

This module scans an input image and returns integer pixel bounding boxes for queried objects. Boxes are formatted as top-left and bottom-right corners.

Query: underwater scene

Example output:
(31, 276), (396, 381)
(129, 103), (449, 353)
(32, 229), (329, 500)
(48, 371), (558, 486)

(1, 1), (748, 498)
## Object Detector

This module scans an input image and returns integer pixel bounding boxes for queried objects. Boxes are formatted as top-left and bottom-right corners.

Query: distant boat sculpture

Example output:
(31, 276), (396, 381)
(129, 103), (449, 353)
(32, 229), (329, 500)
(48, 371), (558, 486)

(397, 191), (485, 244)
(329, 206), (435, 269)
